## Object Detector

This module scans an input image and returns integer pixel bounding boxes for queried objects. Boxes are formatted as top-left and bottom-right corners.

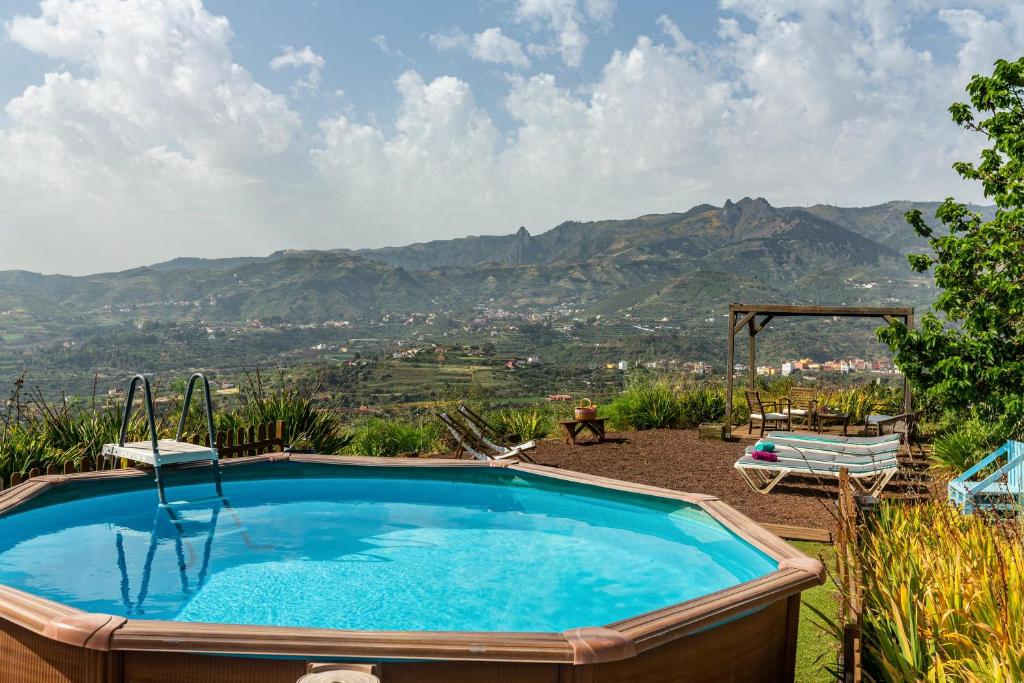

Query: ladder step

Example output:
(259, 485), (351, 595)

(160, 496), (227, 508)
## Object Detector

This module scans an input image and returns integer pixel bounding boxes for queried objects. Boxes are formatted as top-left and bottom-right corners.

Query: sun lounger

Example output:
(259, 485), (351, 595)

(735, 437), (900, 496)
(438, 412), (536, 462)
(947, 440), (1024, 513)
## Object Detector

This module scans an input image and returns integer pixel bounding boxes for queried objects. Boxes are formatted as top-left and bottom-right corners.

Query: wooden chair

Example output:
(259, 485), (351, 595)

(865, 410), (922, 454)
(745, 390), (791, 437)
(786, 387), (817, 427)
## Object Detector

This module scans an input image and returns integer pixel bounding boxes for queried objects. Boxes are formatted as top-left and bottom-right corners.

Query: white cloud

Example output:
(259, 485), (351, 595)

(313, 71), (501, 234)
(429, 27), (530, 69)
(311, 1), (1021, 250)
(656, 15), (693, 53)
(429, 28), (470, 52)
(270, 45), (325, 94)
(584, 0), (617, 24)
(0, 0), (302, 272)
(472, 28), (531, 68)
(3, 0), (1024, 274)
(515, 0), (615, 68)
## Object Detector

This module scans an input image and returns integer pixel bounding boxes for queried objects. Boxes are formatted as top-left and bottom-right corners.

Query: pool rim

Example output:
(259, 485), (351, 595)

(0, 453), (824, 666)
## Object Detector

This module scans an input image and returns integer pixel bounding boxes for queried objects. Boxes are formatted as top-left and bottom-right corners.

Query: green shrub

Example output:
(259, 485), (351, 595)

(849, 502), (1024, 681)
(676, 385), (727, 429)
(240, 373), (351, 454)
(0, 423), (74, 482)
(491, 407), (554, 441)
(930, 415), (1001, 474)
(607, 379), (682, 430)
(819, 383), (900, 424)
(345, 418), (441, 456)
(729, 389), (749, 426)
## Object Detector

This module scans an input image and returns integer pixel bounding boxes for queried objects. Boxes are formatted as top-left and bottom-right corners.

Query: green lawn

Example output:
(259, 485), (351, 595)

(791, 541), (839, 683)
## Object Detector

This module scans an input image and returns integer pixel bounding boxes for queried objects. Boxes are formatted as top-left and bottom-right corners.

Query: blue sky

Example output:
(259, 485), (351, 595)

(0, 1), (1020, 274)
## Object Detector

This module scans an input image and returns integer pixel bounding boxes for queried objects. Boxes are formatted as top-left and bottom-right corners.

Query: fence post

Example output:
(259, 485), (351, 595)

(837, 467), (863, 683)
(257, 423), (267, 454)
(276, 420), (285, 451)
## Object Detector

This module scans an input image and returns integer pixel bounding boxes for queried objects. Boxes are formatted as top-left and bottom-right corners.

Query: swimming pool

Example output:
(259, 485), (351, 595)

(0, 455), (823, 682)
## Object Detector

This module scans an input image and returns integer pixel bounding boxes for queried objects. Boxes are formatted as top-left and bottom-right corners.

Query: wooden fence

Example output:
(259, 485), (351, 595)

(836, 467), (863, 683)
(0, 420), (285, 492)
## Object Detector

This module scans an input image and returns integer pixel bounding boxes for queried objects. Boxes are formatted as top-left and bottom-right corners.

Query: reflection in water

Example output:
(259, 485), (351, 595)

(113, 498), (271, 616)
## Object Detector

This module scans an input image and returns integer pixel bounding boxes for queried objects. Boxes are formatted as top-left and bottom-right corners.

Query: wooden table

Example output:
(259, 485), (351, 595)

(813, 410), (850, 435)
(560, 418), (606, 445)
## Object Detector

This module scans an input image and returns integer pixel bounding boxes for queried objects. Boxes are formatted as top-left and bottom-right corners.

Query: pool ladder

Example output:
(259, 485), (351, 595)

(101, 372), (224, 506)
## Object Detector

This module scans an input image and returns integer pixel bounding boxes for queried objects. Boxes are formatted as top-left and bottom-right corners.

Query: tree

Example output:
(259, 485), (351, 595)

(879, 58), (1024, 429)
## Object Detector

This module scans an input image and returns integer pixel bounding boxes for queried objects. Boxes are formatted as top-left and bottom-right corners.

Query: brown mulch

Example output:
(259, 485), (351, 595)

(435, 428), (935, 535)
(522, 429), (932, 535)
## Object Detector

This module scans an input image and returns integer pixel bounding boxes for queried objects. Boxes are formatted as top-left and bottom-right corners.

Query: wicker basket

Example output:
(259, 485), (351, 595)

(574, 398), (597, 420)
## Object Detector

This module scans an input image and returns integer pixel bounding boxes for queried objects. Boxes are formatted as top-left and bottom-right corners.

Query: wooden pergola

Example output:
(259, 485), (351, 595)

(723, 303), (914, 439)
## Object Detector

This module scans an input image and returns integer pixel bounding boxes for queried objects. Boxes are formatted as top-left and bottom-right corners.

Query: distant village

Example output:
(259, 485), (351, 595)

(750, 357), (900, 377)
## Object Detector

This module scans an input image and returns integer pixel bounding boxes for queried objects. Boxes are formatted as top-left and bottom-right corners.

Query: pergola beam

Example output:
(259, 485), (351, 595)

(754, 314), (774, 334)
(723, 303), (913, 439)
(729, 303), (913, 318)
(732, 311), (757, 335)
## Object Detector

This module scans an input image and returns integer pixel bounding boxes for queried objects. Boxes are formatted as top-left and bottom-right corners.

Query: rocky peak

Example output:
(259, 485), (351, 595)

(513, 225), (544, 264)
(721, 197), (778, 235)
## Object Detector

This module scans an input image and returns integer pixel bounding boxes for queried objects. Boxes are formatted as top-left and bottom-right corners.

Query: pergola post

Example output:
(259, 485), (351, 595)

(722, 303), (914, 441)
(903, 311), (913, 414)
(748, 318), (756, 391)
(725, 310), (736, 439)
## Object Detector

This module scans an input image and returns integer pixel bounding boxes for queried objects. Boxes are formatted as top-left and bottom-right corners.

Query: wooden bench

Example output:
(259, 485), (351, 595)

(560, 418), (606, 445)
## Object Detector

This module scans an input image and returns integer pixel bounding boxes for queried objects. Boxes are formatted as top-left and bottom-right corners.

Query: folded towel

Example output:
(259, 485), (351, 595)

(754, 440), (776, 452)
(751, 450), (778, 462)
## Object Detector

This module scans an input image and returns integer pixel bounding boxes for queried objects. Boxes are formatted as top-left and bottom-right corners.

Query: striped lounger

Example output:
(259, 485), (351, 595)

(734, 432), (901, 496)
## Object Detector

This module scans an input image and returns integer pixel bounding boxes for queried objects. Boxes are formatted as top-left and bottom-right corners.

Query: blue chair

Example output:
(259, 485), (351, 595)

(947, 440), (1024, 513)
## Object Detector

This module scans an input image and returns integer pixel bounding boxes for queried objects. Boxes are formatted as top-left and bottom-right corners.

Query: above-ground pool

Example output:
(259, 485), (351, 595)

(0, 455), (824, 683)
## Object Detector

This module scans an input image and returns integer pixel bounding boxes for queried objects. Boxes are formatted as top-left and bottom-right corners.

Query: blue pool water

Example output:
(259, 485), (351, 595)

(0, 465), (776, 632)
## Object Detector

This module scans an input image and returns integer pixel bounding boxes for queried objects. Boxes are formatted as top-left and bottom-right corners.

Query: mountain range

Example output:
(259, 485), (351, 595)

(0, 198), (982, 323)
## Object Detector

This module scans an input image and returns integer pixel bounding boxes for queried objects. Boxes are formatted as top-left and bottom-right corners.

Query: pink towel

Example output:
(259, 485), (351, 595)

(751, 450), (778, 462)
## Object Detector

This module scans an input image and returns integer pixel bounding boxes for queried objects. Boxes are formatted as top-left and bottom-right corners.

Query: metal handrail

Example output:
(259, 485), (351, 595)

(118, 374), (160, 453)
(175, 372), (216, 448)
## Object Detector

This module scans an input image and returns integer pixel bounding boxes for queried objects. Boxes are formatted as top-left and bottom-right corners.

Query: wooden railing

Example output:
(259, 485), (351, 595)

(0, 420), (286, 492)
(836, 467), (863, 683)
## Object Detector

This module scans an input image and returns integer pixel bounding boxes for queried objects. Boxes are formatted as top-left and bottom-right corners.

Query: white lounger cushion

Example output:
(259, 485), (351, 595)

(767, 431), (899, 445)
(743, 446), (897, 469)
(735, 454), (896, 477)
(786, 408), (810, 416)
(736, 442), (900, 496)
(751, 412), (788, 421)
(766, 432), (900, 456)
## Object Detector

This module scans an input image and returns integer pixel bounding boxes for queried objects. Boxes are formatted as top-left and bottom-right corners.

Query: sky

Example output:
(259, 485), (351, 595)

(0, 1), (1022, 275)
